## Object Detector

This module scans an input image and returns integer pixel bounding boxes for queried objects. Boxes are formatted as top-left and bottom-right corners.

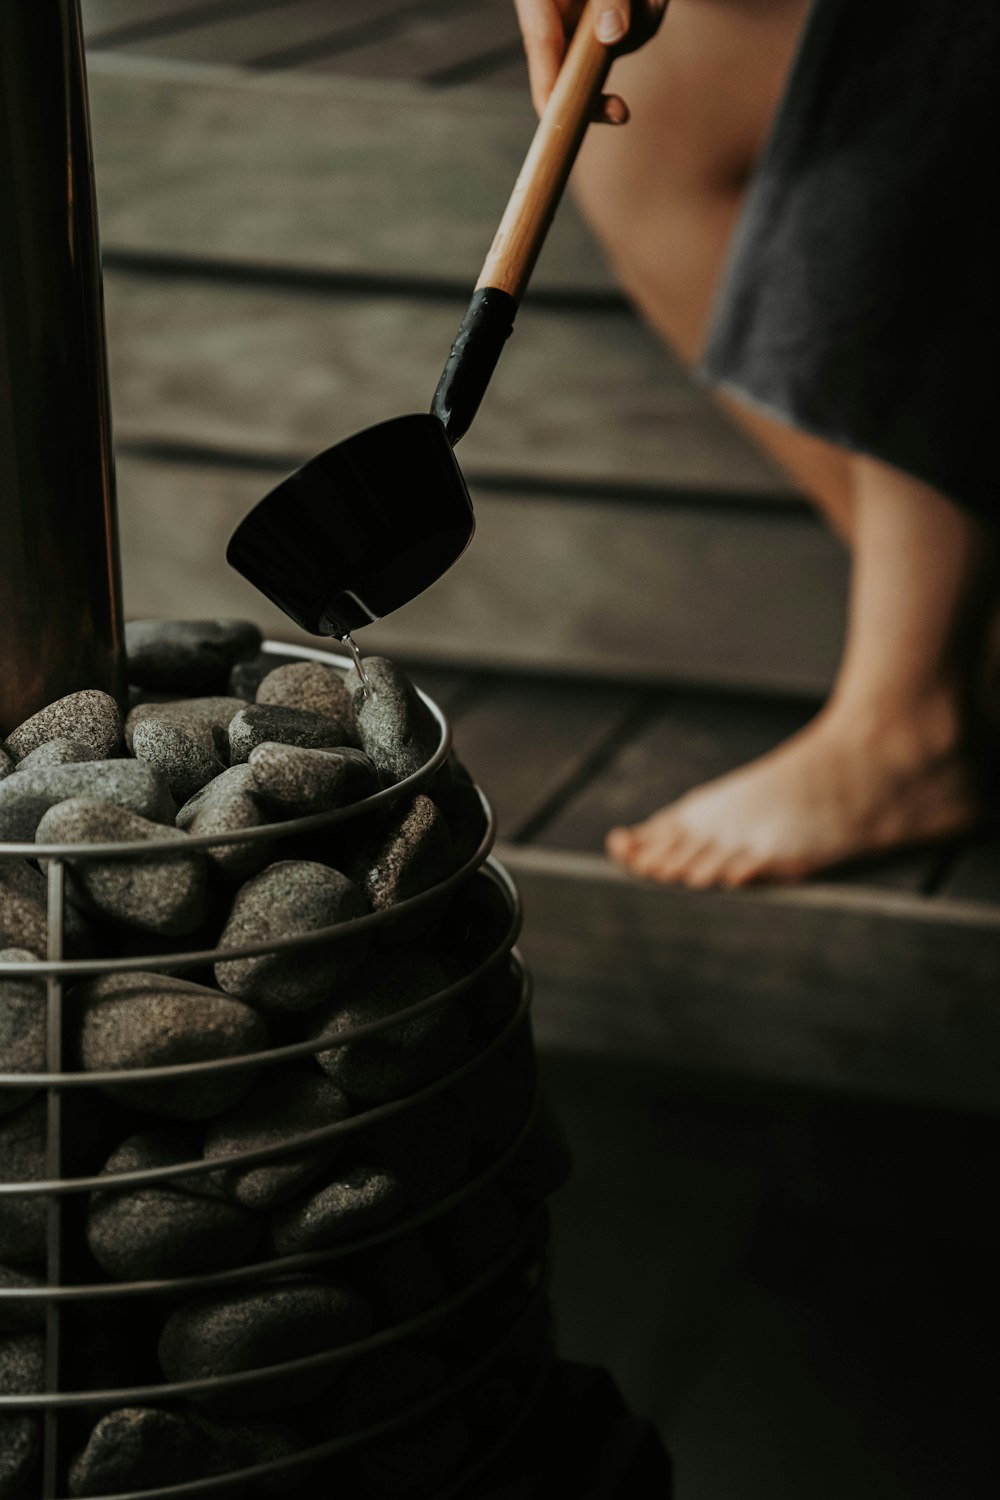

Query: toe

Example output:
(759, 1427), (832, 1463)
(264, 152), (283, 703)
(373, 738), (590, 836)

(682, 842), (732, 889)
(605, 825), (639, 864)
(633, 828), (699, 883)
(718, 848), (767, 888)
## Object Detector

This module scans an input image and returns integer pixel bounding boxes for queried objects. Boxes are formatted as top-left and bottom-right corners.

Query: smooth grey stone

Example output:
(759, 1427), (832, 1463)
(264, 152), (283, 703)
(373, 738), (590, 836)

(175, 764), (271, 881)
(0, 1100), (47, 1264)
(0, 1409), (39, 1496)
(87, 1131), (261, 1281)
(125, 697), (248, 760)
(68, 1408), (214, 1498)
(131, 720), (225, 805)
(353, 794), (455, 913)
(344, 1233), (446, 1327)
(194, 1414), (310, 1493)
(356, 1411), (469, 1500)
(325, 1345), (446, 1435)
(0, 1264), (44, 1334)
(36, 799), (208, 936)
(0, 950), (44, 1118)
(256, 661), (355, 735)
(227, 655), (270, 702)
(158, 1278), (372, 1413)
(4, 690), (122, 763)
(0, 747), (13, 781)
(353, 658), (440, 784)
(215, 861), (369, 1013)
(15, 737), (102, 771)
(0, 1330), (43, 1392)
(270, 1165), (405, 1255)
(357, 1097), (471, 1208)
(126, 619), (262, 694)
(0, 858), (88, 958)
(248, 742), (377, 817)
(228, 704), (351, 765)
(0, 758), (175, 842)
(75, 972), (267, 1120)
(203, 1067), (350, 1211)
(311, 951), (467, 1103)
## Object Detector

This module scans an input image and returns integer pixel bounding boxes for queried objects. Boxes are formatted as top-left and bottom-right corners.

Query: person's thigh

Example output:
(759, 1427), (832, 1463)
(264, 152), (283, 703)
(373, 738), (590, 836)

(572, 0), (812, 357)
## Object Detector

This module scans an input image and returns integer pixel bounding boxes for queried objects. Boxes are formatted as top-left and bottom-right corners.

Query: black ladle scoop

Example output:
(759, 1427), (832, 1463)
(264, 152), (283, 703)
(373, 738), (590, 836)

(227, 6), (614, 639)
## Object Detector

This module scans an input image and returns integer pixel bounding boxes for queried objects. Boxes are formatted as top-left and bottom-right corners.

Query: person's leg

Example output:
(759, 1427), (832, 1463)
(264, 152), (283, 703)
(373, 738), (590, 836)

(609, 458), (993, 885)
(572, 0), (857, 541)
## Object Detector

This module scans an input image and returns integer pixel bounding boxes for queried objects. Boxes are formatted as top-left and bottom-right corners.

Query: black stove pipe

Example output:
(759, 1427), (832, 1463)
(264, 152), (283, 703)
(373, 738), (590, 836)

(0, 0), (124, 739)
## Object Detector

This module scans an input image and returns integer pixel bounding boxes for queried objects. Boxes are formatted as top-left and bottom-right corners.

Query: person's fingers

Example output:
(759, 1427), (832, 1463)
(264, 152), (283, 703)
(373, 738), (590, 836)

(594, 92), (628, 123)
(513, 0), (569, 117)
(594, 2), (629, 46)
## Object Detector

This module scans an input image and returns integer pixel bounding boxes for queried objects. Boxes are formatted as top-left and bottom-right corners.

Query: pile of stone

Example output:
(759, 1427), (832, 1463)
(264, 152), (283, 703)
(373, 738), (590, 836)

(0, 622), (568, 1499)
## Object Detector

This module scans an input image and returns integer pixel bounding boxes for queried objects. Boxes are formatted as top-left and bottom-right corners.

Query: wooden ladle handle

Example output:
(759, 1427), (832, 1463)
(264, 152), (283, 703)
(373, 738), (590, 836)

(431, 3), (613, 444)
(478, 3), (613, 301)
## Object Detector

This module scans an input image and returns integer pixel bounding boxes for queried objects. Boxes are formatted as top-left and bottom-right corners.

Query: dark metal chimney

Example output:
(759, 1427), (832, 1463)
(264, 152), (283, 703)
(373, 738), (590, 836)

(0, 0), (124, 738)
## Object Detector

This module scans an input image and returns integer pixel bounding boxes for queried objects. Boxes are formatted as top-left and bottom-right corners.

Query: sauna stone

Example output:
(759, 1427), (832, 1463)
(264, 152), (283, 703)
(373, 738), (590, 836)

(353, 657), (440, 783)
(215, 861), (369, 1012)
(0, 950), (44, 1117)
(248, 742), (378, 817)
(125, 618), (262, 694)
(353, 795), (455, 913)
(311, 951), (467, 1103)
(125, 697), (248, 759)
(157, 1279), (372, 1410)
(270, 1165), (405, 1255)
(36, 799), (208, 935)
(68, 1408), (215, 1498)
(15, 737), (102, 771)
(194, 1414), (309, 1493)
(0, 1330), (44, 1491)
(256, 661), (355, 734)
(175, 763), (271, 881)
(87, 1131), (261, 1281)
(75, 972), (267, 1119)
(4, 689), (122, 763)
(358, 1097), (472, 1208)
(0, 748), (12, 781)
(228, 654), (270, 702)
(228, 704), (351, 765)
(131, 720), (225, 804)
(0, 1264), (44, 1333)
(203, 1067), (350, 1211)
(0, 1099), (47, 1264)
(0, 759), (175, 842)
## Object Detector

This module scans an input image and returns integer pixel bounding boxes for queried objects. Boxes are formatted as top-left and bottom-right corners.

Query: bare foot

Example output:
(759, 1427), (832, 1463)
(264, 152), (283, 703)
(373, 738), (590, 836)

(606, 695), (982, 888)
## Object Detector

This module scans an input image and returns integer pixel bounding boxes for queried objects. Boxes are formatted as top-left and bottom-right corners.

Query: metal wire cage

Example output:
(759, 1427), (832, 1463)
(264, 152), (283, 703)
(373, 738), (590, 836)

(0, 645), (559, 1500)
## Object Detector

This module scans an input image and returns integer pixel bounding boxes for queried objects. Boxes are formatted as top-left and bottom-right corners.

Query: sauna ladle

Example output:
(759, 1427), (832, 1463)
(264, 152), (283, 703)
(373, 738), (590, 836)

(227, 4), (613, 638)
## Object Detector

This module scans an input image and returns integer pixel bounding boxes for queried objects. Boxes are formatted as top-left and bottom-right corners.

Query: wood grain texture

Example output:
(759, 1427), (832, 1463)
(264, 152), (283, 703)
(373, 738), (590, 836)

(505, 846), (1000, 1115)
(90, 0), (404, 64)
(86, 56), (615, 295)
(293, 0), (522, 80)
(446, 676), (643, 838)
(102, 268), (793, 496)
(114, 457), (846, 694)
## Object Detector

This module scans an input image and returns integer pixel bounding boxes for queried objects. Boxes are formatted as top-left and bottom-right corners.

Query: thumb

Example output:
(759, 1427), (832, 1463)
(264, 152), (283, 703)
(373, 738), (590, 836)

(594, 2), (629, 45)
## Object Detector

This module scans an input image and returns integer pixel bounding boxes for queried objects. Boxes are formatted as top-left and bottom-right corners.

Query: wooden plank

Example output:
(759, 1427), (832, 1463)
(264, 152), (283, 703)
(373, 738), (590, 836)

(99, 0), (406, 66)
(85, 55), (632, 297)
(939, 833), (1000, 903)
(444, 677), (643, 839)
(504, 845), (1000, 1115)
(101, 268), (792, 497)
(535, 692), (937, 893)
(82, 0), (218, 42)
(296, 0), (521, 81)
(113, 457), (846, 696)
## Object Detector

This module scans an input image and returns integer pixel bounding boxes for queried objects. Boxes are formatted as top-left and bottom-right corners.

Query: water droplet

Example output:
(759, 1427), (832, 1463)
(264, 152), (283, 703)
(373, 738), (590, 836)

(341, 632), (375, 700)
